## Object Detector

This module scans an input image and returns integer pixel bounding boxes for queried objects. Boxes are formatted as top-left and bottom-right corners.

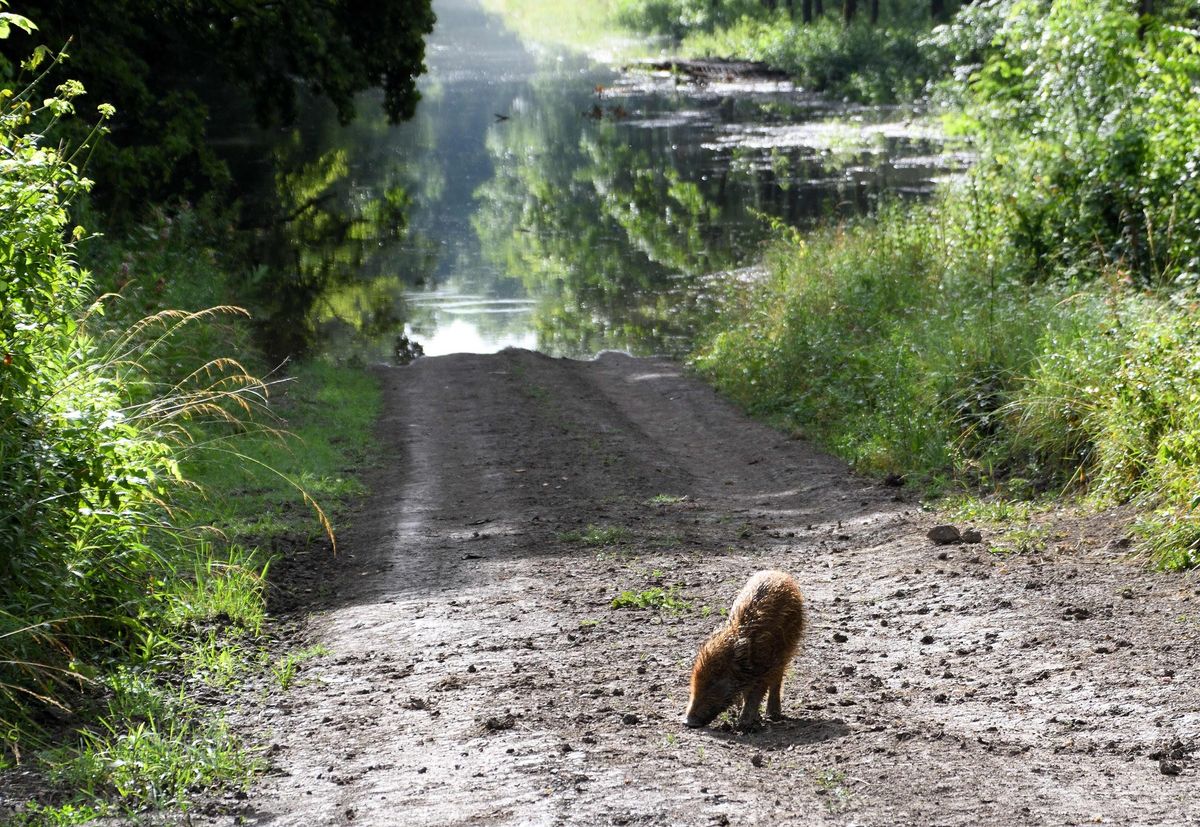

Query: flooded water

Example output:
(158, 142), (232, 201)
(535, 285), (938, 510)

(289, 0), (959, 362)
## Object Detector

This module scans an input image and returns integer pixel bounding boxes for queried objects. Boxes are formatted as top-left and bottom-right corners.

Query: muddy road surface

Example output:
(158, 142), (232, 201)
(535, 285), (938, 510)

(206, 349), (1198, 826)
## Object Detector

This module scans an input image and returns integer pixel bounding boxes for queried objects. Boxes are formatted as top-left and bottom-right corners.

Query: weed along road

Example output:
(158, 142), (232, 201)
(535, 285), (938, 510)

(209, 349), (1199, 826)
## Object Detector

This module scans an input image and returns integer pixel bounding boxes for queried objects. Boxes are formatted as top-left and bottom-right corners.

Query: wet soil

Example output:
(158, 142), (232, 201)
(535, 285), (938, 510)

(201, 349), (1198, 826)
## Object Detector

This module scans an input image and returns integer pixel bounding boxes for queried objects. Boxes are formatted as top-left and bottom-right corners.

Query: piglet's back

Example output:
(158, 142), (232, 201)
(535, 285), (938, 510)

(728, 570), (805, 673)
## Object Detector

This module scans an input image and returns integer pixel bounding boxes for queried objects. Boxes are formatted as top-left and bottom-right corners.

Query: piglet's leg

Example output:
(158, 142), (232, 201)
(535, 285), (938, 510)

(766, 678), (783, 720)
(738, 687), (766, 729)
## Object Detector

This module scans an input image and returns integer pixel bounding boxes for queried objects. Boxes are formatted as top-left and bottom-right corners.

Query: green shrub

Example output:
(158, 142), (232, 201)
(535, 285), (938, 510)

(686, 15), (939, 103)
(0, 56), (270, 742)
(0, 66), (155, 724)
(696, 192), (1200, 568)
(943, 0), (1200, 284)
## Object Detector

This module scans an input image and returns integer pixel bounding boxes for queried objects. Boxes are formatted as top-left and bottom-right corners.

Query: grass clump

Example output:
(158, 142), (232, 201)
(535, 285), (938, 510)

(611, 586), (690, 613)
(271, 645), (331, 691)
(558, 524), (632, 547)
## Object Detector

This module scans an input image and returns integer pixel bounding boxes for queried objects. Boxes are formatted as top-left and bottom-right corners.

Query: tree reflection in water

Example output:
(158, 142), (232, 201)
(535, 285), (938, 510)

(237, 1), (953, 363)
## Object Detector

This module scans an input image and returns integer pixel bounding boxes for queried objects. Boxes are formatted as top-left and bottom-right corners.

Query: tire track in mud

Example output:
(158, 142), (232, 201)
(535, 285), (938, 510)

(205, 350), (1199, 827)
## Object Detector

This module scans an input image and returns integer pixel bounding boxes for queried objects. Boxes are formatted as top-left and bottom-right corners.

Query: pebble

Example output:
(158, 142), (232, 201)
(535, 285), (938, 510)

(928, 525), (962, 545)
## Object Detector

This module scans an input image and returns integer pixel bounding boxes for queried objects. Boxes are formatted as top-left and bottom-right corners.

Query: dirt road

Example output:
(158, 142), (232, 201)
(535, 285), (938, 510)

(207, 349), (1198, 826)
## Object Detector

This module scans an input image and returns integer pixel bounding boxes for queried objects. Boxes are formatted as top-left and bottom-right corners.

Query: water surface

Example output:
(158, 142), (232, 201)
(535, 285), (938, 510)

(292, 0), (960, 361)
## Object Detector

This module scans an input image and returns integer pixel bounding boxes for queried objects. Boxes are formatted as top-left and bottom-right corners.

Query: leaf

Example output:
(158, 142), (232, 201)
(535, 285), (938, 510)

(0, 12), (36, 39)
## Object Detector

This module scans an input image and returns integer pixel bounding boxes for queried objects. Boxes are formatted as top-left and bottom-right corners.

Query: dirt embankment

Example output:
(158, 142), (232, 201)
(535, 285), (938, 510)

(202, 349), (1198, 826)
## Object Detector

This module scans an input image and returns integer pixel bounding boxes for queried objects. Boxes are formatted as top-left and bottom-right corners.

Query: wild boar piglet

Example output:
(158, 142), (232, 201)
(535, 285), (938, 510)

(684, 569), (806, 729)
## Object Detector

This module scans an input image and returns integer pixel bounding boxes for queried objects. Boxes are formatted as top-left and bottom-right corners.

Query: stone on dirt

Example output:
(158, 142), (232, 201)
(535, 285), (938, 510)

(928, 525), (962, 544)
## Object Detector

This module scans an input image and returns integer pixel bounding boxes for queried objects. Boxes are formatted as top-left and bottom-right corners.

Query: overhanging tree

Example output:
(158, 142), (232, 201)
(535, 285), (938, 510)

(0, 0), (436, 212)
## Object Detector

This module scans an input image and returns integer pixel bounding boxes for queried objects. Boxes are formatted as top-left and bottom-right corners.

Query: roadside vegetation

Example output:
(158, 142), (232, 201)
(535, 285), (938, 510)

(0, 4), (400, 823)
(0, 100), (381, 822)
(616, 0), (961, 102)
(691, 0), (1200, 569)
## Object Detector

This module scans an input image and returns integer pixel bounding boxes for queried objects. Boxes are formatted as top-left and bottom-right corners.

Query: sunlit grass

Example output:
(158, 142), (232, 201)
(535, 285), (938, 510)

(693, 196), (1200, 569)
(180, 359), (380, 546)
(611, 585), (690, 613)
(558, 524), (632, 546)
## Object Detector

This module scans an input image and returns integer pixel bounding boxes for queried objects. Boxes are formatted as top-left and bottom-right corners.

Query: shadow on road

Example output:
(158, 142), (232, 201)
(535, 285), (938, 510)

(704, 715), (851, 748)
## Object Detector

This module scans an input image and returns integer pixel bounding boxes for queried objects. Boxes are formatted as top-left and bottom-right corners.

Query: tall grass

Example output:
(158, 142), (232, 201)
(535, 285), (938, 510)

(694, 193), (1200, 568)
(0, 44), (381, 824)
(692, 1), (1200, 569)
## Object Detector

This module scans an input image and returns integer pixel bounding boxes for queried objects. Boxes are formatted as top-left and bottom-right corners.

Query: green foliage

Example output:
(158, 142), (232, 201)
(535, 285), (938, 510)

(0, 44), (383, 822)
(64, 686), (261, 814)
(611, 586), (690, 613)
(940, 0), (1200, 284)
(160, 544), (267, 635)
(0, 1), (436, 211)
(0, 70), (180, 728)
(558, 524), (632, 547)
(613, 0), (960, 103)
(697, 203), (973, 480)
(694, 194), (1200, 568)
(686, 15), (940, 103)
(693, 1), (1200, 568)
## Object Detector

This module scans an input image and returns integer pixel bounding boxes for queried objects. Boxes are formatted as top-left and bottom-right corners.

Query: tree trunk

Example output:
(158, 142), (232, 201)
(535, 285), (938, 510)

(931, 0), (945, 20)
(869, 0), (879, 24)
(815, 0), (824, 18)
(844, 0), (858, 24)
(801, 0), (813, 22)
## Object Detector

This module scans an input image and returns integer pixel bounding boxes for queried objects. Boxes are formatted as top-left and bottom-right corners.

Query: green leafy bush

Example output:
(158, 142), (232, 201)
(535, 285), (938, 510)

(943, 0), (1200, 283)
(0, 67), (157, 722)
(686, 15), (940, 102)
(0, 57), (268, 741)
